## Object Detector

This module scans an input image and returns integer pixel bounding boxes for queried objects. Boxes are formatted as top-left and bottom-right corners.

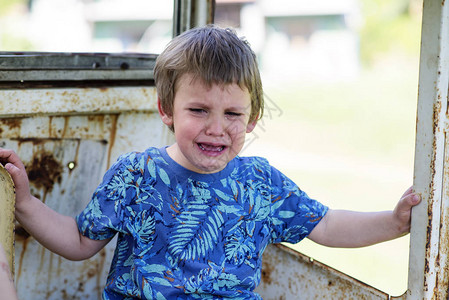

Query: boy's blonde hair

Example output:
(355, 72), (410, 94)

(154, 25), (264, 128)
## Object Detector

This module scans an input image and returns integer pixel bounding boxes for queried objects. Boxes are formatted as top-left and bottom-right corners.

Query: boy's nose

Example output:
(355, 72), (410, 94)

(205, 115), (225, 136)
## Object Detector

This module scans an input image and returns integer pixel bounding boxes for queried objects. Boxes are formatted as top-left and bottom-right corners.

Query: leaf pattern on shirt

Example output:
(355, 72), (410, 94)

(168, 180), (225, 261)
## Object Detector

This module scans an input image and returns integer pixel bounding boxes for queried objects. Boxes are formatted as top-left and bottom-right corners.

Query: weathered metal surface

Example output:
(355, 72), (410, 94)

(0, 52), (157, 70)
(0, 164), (15, 276)
(255, 244), (389, 299)
(405, 0), (449, 299)
(11, 139), (111, 300)
(0, 85), (174, 299)
(0, 87), (157, 117)
(0, 53), (157, 82)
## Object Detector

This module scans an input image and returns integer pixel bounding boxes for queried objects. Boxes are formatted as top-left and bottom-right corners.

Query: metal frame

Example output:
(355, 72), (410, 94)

(0, 53), (157, 84)
(407, 0), (449, 299)
(173, 0), (215, 36)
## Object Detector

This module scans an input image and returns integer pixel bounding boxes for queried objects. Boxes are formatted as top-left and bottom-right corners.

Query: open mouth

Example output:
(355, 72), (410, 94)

(198, 143), (225, 153)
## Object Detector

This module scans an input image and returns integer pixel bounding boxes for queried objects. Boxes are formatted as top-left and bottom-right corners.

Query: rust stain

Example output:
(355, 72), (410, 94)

(46, 251), (54, 298)
(434, 273), (439, 296)
(61, 116), (69, 138)
(107, 114), (119, 167)
(433, 101), (442, 135)
(48, 116), (53, 137)
(424, 101), (440, 260)
(56, 256), (63, 278)
(24, 150), (63, 204)
(15, 238), (29, 285)
(1, 118), (22, 130)
(425, 202), (433, 253)
(25, 151), (63, 193)
(438, 131), (449, 296)
(14, 138), (44, 146)
(422, 99), (444, 292)
(72, 140), (81, 173)
(14, 223), (30, 242)
(423, 200), (432, 292)
(261, 259), (274, 285)
(38, 245), (47, 274)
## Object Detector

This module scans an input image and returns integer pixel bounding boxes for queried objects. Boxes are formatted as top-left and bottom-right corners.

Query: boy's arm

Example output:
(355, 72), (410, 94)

(15, 194), (111, 260)
(308, 187), (421, 248)
(1, 148), (110, 261)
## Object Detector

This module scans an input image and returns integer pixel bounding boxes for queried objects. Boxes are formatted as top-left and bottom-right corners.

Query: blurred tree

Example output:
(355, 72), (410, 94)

(0, 0), (26, 15)
(0, 0), (34, 50)
(359, 0), (422, 66)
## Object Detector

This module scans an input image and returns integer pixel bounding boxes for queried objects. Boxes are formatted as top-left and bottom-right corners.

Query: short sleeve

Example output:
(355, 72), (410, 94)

(76, 152), (136, 240)
(269, 166), (328, 244)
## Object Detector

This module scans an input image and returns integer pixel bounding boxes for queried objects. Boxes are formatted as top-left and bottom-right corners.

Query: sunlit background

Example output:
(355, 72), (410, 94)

(0, 0), (422, 296)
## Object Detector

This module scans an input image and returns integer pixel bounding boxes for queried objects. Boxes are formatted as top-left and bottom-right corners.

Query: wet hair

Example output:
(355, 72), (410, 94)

(154, 25), (263, 128)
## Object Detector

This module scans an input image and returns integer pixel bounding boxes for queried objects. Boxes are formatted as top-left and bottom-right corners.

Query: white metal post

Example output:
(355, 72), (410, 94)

(407, 0), (449, 299)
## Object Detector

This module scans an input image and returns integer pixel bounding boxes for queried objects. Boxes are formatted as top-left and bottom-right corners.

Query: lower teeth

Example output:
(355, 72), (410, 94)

(200, 144), (223, 152)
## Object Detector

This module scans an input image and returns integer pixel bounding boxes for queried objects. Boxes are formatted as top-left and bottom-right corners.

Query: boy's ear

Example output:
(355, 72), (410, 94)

(158, 97), (174, 127)
(246, 112), (259, 133)
(246, 120), (257, 133)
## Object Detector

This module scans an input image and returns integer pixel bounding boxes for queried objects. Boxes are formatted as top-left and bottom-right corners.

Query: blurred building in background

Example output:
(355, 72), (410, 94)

(1, 0), (361, 81)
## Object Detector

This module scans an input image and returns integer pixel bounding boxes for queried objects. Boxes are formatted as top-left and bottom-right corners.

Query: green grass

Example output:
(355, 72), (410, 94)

(244, 57), (420, 296)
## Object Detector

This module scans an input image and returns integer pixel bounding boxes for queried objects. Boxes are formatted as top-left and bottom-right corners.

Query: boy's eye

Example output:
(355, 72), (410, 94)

(226, 112), (243, 117)
(189, 108), (206, 113)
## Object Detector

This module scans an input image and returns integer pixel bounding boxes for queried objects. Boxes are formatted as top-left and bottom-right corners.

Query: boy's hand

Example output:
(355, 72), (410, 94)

(0, 148), (33, 207)
(393, 186), (421, 234)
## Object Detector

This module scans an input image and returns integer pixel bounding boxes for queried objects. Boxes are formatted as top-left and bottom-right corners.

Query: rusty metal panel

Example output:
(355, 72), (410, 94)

(0, 164), (15, 276)
(0, 86), (174, 299)
(255, 244), (389, 299)
(0, 87), (157, 117)
(406, 0), (449, 299)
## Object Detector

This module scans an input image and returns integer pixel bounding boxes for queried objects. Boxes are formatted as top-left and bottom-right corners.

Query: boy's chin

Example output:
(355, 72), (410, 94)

(195, 164), (226, 174)
(194, 159), (229, 174)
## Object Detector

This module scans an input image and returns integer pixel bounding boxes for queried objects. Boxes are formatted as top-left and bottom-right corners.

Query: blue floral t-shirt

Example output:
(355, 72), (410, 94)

(77, 147), (328, 299)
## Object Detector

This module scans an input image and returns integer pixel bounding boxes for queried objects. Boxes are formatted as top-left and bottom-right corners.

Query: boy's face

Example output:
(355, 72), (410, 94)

(159, 74), (257, 174)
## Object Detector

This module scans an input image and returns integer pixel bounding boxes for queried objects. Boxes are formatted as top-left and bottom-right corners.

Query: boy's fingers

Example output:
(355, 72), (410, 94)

(411, 193), (421, 205)
(401, 192), (421, 209)
(0, 149), (20, 166)
(4, 163), (25, 186)
(4, 163), (20, 175)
